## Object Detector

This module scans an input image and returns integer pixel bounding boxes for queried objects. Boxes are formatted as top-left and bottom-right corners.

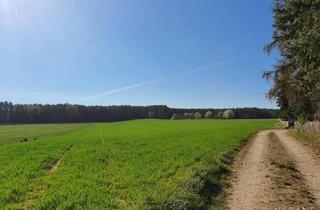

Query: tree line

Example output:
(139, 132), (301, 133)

(0, 101), (279, 124)
(170, 109), (235, 120)
(264, 0), (320, 122)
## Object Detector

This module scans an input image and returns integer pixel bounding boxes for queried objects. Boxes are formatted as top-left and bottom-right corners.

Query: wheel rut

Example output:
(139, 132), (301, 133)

(15, 144), (76, 209)
(225, 129), (320, 210)
(274, 130), (320, 207)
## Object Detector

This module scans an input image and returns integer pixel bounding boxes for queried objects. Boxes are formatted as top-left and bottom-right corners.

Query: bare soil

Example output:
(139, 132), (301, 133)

(225, 129), (320, 210)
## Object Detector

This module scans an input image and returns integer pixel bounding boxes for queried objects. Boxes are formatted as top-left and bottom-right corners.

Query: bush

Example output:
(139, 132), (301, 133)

(183, 113), (195, 120)
(297, 116), (306, 125)
(223, 110), (234, 119)
(195, 112), (202, 119)
(205, 111), (213, 119)
(171, 114), (181, 120)
(216, 111), (224, 119)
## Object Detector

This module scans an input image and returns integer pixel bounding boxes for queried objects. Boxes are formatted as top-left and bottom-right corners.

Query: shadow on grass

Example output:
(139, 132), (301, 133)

(145, 133), (256, 210)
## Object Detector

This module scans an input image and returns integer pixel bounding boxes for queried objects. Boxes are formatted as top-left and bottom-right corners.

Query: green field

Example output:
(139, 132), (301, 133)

(0, 119), (275, 209)
(0, 123), (90, 145)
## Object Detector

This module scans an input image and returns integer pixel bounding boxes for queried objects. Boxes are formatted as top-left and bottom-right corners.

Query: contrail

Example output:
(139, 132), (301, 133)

(74, 82), (150, 102)
(74, 58), (245, 102)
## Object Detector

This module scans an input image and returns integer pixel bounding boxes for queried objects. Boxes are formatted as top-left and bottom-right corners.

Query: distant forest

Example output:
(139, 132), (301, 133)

(0, 101), (279, 124)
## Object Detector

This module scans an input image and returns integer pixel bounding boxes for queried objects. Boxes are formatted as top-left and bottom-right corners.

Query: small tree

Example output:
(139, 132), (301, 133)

(216, 111), (224, 119)
(205, 111), (213, 119)
(171, 114), (181, 120)
(183, 112), (195, 119)
(223, 110), (235, 119)
(195, 112), (202, 119)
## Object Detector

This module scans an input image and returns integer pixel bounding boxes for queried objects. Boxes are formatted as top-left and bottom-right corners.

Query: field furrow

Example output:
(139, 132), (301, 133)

(0, 119), (276, 209)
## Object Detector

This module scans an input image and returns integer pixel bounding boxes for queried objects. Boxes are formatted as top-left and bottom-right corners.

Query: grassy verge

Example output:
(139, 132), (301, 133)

(147, 131), (259, 210)
(207, 137), (251, 209)
(291, 129), (320, 152)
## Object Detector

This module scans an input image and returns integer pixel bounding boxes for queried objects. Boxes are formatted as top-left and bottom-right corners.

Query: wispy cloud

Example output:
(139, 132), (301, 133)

(74, 58), (245, 103)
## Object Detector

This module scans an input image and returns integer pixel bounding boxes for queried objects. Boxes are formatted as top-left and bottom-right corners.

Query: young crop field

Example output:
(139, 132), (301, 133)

(0, 119), (276, 209)
(0, 123), (90, 145)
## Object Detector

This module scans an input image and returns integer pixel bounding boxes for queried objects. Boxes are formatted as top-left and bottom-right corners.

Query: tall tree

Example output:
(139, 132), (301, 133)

(264, 0), (320, 121)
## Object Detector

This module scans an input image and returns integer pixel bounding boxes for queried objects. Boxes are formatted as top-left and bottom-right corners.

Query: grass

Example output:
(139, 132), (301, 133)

(0, 123), (91, 145)
(292, 129), (320, 152)
(0, 119), (276, 209)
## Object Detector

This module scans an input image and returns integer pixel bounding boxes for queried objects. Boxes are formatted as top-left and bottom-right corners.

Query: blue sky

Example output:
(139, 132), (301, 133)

(0, 0), (277, 108)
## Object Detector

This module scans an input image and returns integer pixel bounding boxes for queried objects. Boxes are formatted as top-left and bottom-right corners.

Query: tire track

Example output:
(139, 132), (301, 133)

(226, 130), (271, 209)
(266, 132), (317, 209)
(226, 129), (320, 209)
(15, 144), (76, 209)
(47, 144), (74, 174)
(274, 129), (320, 206)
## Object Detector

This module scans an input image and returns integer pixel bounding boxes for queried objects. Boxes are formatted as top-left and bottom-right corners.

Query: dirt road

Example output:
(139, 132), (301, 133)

(226, 129), (320, 210)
